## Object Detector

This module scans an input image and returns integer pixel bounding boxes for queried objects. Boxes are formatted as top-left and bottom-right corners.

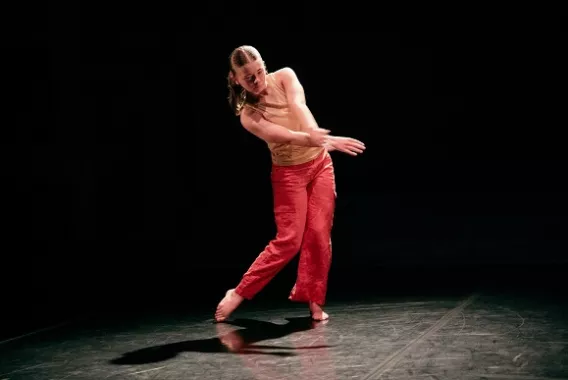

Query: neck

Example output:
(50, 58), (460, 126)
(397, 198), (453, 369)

(248, 85), (268, 100)
(246, 92), (261, 103)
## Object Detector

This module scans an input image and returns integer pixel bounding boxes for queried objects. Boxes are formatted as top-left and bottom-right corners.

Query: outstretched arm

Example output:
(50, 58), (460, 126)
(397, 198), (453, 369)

(325, 135), (366, 156)
(240, 108), (329, 147)
(279, 67), (366, 156)
(322, 141), (337, 152)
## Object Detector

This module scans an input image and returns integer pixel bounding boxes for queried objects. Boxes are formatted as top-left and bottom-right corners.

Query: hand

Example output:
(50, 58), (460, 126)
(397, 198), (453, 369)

(307, 128), (331, 146)
(326, 136), (366, 156)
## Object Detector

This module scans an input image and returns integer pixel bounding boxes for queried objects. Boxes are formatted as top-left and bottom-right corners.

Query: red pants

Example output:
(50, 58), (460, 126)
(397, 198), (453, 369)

(235, 150), (336, 306)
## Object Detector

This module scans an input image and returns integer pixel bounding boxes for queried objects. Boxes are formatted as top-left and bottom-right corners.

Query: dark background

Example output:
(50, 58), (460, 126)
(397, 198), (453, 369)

(3, 7), (567, 339)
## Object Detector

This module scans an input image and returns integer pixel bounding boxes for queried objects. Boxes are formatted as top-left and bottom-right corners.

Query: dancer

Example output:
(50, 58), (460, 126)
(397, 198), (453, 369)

(215, 45), (365, 322)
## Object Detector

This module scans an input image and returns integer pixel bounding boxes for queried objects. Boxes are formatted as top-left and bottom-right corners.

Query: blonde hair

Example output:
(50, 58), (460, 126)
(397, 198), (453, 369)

(227, 45), (263, 116)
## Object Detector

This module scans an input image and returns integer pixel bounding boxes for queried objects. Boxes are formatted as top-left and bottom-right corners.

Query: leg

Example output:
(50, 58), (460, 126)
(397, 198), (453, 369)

(215, 164), (309, 322)
(289, 153), (336, 319)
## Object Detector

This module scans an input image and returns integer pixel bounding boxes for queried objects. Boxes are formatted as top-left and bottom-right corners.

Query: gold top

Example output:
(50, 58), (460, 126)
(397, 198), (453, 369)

(245, 72), (323, 166)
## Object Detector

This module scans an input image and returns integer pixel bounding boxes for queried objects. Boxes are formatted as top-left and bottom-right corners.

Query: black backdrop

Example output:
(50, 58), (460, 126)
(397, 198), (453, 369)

(4, 7), (567, 335)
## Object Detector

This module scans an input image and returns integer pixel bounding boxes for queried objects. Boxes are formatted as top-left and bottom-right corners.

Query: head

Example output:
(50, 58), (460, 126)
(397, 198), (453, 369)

(227, 45), (268, 115)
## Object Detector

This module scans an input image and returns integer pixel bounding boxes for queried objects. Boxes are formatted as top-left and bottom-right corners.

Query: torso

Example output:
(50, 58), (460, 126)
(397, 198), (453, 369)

(245, 71), (323, 166)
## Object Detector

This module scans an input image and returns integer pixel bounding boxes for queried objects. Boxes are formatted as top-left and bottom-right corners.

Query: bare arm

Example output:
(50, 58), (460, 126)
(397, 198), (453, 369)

(240, 108), (327, 146)
(278, 67), (366, 156)
(322, 141), (337, 152)
(278, 67), (320, 131)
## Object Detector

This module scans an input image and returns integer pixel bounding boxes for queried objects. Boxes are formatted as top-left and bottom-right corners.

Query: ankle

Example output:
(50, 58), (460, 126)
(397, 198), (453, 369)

(230, 290), (244, 302)
(309, 302), (322, 310)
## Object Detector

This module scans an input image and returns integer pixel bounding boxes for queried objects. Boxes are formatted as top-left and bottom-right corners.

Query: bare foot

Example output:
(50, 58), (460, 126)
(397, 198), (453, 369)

(215, 289), (244, 322)
(309, 302), (329, 321)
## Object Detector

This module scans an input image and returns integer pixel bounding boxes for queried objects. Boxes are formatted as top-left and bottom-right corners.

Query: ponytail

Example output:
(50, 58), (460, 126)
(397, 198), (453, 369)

(227, 71), (246, 116)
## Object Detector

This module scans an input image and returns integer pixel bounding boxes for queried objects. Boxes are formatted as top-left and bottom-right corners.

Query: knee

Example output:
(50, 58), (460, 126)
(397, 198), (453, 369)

(306, 224), (332, 245)
(274, 231), (303, 254)
(309, 216), (333, 236)
(286, 234), (303, 253)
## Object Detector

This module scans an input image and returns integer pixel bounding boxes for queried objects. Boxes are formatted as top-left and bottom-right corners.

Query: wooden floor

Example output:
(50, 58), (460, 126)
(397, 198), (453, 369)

(1, 283), (567, 379)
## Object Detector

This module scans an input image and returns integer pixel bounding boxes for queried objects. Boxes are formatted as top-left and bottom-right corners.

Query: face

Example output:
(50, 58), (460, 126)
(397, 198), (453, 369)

(234, 60), (267, 95)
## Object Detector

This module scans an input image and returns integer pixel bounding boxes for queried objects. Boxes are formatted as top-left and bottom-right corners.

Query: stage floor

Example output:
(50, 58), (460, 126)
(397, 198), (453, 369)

(1, 290), (567, 379)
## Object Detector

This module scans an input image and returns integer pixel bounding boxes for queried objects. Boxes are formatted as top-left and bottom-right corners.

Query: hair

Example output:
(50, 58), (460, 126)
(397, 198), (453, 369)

(227, 45), (264, 116)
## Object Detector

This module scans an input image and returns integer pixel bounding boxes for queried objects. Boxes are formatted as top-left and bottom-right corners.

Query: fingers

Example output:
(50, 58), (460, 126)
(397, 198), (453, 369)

(348, 138), (365, 147)
(309, 128), (330, 138)
(354, 146), (365, 153)
(324, 135), (366, 156)
(309, 128), (329, 133)
(340, 139), (366, 156)
(347, 140), (365, 154)
(337, 146), (359, 156)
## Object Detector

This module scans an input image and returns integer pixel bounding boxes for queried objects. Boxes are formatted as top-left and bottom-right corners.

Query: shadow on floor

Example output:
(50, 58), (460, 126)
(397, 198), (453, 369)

(109, 316), (332, 364)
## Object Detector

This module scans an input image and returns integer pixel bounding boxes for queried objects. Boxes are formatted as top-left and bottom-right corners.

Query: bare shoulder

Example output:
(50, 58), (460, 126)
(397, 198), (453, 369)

(274, 67), (296, 77)
(273, 67), (298, 82)
(239, 106), (252, 123)
(273, 67), (303, 96)
(239, 106), (260, 126)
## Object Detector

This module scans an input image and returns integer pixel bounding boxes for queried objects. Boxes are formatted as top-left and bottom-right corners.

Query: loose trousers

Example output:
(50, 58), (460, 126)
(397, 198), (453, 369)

(235, 150), (336, 306)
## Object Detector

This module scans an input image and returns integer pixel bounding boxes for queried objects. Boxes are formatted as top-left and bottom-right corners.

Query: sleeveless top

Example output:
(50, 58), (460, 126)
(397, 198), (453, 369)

(244, 72), (324, 166)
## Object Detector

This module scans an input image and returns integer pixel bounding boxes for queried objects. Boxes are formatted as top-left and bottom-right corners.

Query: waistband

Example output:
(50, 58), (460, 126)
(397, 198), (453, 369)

(272, 148), (327, 170)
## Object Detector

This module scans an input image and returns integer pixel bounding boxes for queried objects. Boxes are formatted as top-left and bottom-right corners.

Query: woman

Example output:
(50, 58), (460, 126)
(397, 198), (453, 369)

(215, 45), (365, 322)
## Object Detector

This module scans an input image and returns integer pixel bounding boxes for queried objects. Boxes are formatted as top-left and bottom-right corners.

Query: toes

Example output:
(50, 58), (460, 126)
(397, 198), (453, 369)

(310, 311), (329, 321)
(215, 307), (226, 321)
